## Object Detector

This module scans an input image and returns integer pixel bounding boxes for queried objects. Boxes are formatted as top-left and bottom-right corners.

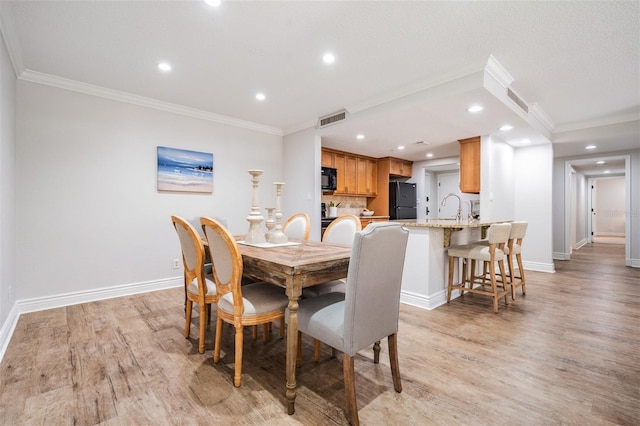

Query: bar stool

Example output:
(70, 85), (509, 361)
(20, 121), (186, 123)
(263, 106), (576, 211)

(506, 221), (528, 299)
(447, 222), (511, 313)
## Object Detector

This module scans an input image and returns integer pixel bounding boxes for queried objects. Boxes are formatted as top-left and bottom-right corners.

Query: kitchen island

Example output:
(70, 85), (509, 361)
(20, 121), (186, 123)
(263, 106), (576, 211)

(392, 219), (510, 310)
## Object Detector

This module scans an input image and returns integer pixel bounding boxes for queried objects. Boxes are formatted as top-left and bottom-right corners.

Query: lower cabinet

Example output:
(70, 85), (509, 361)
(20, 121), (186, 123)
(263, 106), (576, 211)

(360, 217), (389, 229)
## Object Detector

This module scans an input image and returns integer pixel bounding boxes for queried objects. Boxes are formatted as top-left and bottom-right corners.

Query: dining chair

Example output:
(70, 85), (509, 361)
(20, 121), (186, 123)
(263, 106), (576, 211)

(200, 217), (289, 387)
(302, 214), (363, 361)
(283, 212), (311, 241)
(171, 215), (218, 354)
(294, 222), (409, 425)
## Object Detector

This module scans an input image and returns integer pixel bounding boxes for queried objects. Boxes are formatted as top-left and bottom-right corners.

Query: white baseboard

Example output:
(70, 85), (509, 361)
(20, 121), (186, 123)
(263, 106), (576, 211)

(630, 258), (640, 268)
(0, 277), (183, 363)
(0, 303), (20, 365)
(400, 289), (447, 311)
(575, 238), (589, 250)
(553, 252), (570, 261)
(522, 261), (555, 273)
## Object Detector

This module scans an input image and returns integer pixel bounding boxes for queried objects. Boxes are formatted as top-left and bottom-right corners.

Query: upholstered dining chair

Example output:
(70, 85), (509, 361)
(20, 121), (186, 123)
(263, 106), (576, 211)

(283, 212), (310, 241)
(302, 214), (363, 361)
(200, 217), (289, 387)
(171, 215), (218, 354)
(294, 222), (409, 425)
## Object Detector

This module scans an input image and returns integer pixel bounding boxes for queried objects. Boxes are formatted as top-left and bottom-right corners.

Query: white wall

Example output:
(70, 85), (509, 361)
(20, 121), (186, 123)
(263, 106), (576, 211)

(514, 143), (555, 271)
(283, 129), (322, 241)
(15, 81), (283, 301)
(0, 30), (16, 326)
(480, 135), (514, 221)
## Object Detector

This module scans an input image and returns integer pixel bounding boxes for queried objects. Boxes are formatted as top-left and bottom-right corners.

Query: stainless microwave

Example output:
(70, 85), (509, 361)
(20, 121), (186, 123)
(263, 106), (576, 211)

(321, 167), (337, 192)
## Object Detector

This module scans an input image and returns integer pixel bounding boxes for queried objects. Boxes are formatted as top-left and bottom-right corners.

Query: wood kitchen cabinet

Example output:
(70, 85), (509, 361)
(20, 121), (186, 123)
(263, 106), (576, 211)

(389, 158), (413, 177)
(458, 136), (480, 193)
(321, 150), (335, 167)
(360, 216), (389, 229)
(324, 148), (376, 196)
(356, 158), (378, 196)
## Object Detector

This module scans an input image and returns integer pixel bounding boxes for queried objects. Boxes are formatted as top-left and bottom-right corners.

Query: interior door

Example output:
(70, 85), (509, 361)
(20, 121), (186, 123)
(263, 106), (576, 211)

(437, 172), (460, 218)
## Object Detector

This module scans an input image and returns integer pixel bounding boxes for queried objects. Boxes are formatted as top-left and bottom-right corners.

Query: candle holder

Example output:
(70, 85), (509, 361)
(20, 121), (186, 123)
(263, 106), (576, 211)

(265, 207), (276, 242)
(245, 169), (266, 244)
(269, 182), (288, 244)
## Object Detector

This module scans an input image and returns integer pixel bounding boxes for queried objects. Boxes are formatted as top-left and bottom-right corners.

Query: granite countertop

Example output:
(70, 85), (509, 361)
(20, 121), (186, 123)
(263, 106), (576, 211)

(391, 218), (510, 228)
(360, 215), (390, 219)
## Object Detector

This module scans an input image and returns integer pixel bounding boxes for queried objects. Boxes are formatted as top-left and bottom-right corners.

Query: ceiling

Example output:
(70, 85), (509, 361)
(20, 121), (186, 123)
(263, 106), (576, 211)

(1, 1), (638, 177)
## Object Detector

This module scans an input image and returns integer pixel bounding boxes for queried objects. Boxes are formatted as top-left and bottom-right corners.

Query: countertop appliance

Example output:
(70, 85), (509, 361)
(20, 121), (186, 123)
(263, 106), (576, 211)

(321, 167), (337, 192)
(389, 181), (417, 220)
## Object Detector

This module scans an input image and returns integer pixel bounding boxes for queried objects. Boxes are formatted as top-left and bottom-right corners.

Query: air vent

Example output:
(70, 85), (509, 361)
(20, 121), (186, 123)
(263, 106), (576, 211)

(507, 88), (529, 113)
(317, 110), (347, 128)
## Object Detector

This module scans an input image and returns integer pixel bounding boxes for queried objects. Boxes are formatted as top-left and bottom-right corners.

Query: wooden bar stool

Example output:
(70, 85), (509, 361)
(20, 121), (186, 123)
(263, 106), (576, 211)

(506, 221), (528, 299)
(447, 223), (512, 313)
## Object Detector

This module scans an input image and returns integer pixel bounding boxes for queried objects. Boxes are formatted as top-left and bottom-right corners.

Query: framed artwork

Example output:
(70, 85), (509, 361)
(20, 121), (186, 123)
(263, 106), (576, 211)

(157, 146), (214, 193)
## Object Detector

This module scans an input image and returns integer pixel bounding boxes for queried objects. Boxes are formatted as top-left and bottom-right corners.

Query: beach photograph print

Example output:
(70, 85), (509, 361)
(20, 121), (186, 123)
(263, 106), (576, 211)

(157, 146), (214, 193)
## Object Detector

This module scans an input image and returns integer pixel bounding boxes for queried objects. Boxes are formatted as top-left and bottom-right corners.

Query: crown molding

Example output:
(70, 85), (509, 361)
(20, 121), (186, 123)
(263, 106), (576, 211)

(484, 54), (514, 88)
(19, 69), (284, 137)
(553, 112), (640, 134)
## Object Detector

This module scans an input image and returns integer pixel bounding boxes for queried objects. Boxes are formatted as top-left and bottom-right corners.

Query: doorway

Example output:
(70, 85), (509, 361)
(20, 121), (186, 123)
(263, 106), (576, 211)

(590, 177), (625, 244)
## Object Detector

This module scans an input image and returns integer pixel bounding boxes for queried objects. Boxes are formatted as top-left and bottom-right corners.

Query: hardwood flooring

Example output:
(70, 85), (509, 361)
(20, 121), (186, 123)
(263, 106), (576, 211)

(1, 243), (638, 425)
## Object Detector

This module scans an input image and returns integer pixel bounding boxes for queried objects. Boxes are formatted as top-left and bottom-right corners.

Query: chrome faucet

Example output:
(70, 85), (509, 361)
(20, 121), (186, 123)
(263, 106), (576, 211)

(441, 193), (462, 222)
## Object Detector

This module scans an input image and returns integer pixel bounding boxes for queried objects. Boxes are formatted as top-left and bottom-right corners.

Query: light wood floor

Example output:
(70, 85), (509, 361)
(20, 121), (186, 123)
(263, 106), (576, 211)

(1, 243), (638, 425)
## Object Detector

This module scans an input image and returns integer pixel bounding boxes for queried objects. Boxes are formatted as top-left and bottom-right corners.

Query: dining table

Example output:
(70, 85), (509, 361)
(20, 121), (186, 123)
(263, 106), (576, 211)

(235, 237), (352, 415)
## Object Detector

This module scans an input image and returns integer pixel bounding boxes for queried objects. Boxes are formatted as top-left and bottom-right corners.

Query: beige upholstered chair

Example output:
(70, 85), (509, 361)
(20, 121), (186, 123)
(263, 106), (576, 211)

(447, 222), (512, 313)
(200, 217), (289, 387)
(303, 214), (363, 361)
(171, 215), (218, 354)
(282, 212), (310, 241)
(294, 222), (409, 425)
(506, 221), (528, 299)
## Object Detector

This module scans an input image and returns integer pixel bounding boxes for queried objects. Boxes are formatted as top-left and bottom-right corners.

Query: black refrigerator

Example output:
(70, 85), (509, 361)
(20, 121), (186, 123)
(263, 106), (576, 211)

(389, 182), (417, 219)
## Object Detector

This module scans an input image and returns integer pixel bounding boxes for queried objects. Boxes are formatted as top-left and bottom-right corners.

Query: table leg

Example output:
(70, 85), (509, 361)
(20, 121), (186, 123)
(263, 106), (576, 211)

(285, 280), (301, 415)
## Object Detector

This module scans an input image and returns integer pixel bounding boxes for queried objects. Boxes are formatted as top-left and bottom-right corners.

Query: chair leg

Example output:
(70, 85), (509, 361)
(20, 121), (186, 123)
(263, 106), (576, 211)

(198, 303), (206, 354)
(447, 255), (455, 302)
(373, 341), (381, 364)
(343, 353), (359, 426)
(234, 324), (244, 387)
(213, 317), (223, 363)
(314, 339), (321, 362)
(489, 263), (499, 313)
(517, 253), (527, 295)
(184, 300), (193, 338)
(507, 253), (516, 299)
(388, 334), (402, 393)
(498, 260), (509, 306)
(252, 325), (258, 340)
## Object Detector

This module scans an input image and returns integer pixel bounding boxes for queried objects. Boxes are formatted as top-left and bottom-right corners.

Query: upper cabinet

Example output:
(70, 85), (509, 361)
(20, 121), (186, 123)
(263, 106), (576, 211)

(458, 136), (480, 194)
(388, 158), (413, 177)
(322, 148), (378, 197)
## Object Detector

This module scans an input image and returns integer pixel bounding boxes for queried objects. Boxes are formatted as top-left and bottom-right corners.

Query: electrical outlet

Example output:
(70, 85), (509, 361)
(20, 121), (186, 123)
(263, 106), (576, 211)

(173, 259), (180, 269)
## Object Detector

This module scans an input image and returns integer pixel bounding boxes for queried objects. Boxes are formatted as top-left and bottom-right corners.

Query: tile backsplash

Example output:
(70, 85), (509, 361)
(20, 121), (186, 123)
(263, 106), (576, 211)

(322, 195), (368, 217)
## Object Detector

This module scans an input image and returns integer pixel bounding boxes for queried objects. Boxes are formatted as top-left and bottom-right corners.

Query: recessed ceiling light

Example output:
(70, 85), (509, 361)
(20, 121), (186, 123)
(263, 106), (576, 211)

(596, 160), (606, 165)
(426, 153), (434, 158)
(255, 93), (266, 101)
(585, 145), (597, 150)
(356, 134), (365, 140)
(499, 125), (513, 131)
(204, 0), (221, 6)
(604, 170), (611, 174)
(397, 146), (405, 150)
(322, 52), (335, 64)
(522, 138), (532, 144)
(158, 62), (172, 72)
(467, 105), (484, 113)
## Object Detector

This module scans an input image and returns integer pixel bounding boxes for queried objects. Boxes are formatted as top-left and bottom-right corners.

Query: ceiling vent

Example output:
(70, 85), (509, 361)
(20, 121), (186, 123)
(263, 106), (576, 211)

(507, 88), (529, 113)
(317, 110), (347, 128)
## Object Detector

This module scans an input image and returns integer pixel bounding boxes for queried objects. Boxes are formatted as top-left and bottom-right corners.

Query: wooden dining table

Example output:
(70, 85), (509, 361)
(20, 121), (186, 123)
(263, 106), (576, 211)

(235, 238), (352, 415)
